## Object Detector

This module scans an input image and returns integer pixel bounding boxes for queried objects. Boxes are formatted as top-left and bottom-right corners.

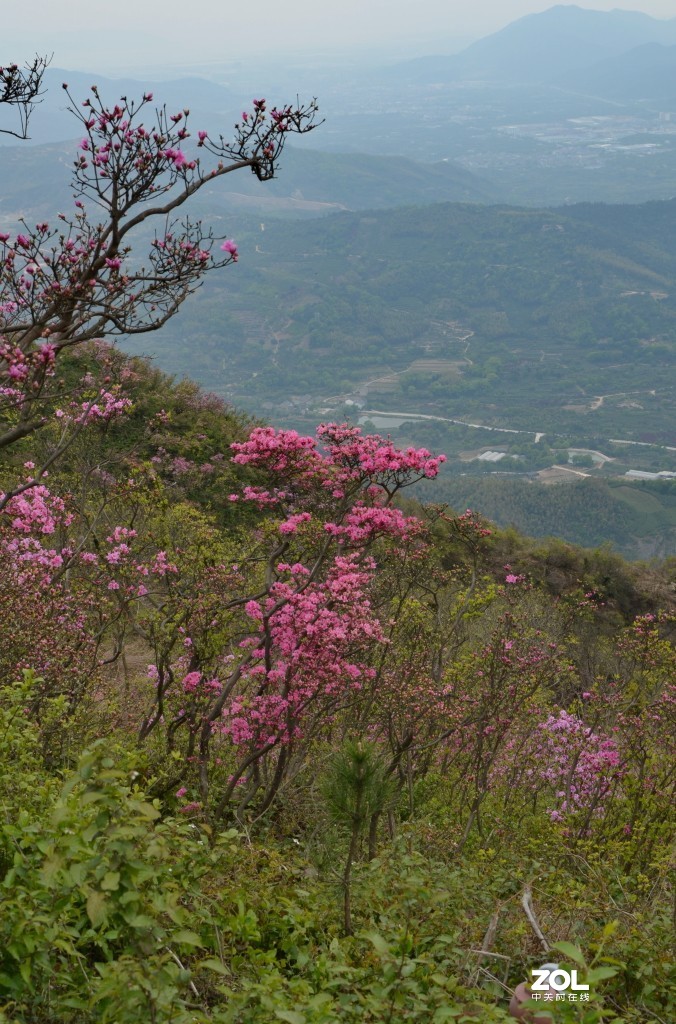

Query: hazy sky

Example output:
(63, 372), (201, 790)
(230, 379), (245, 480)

(2, 1), (675, 70)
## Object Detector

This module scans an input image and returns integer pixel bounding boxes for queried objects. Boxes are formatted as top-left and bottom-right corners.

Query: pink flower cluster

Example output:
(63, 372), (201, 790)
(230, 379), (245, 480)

(535, 710), (621, 820)
(323, 501), (422, 545)
(182, 671), (222, 695)
(231, 423), (445, 488)
(55, 387), (133, 425)
(5, 485), (71, 536)
(231, 425), (319, 474)
(1, 339), (58, 407)
(316, 422), (446, 483)
(222, 554), (383, 747)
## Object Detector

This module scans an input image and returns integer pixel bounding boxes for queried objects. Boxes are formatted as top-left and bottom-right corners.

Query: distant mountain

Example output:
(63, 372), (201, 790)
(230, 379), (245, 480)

(0, 137), (498, 229)
(0, 68), (239, 147)
(0, 141), (74, 222)
(194, 147), (499, 212)
(556, 43), (676, 105)
(391, 5), (676, 85)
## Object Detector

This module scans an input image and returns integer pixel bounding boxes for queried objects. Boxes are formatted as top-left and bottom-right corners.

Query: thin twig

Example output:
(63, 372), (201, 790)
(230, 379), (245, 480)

(164, 946), (201, 1000)
(476, 965), (514, 995)
(481, 908), (501, 955)
(469, 949), (511, 961)
(521, 883), (550, 953)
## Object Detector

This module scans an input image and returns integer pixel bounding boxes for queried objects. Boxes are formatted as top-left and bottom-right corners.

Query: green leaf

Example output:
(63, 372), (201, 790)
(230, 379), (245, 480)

(100, 871), (120, 892)
(172, 929), (204, 948)
(163, 903), (186, 926)
(551, 940), (586, 968)
(598, 955), (625, 967)
(275, 1012), (306, 1024)
(586, 965), (618, 984)
(0, 970), (22, 990)
(86, 891), (108, 928)
(81, 823), (100, 844)
(307, 993), (332, 1009)
(123, 913), (155, 929)
(41, 855), (64, 885)
(135, 801), (161, 820)
(80, 790), (105, 805)
(363, 931), (390, 955)
(198, 957), (231, 976)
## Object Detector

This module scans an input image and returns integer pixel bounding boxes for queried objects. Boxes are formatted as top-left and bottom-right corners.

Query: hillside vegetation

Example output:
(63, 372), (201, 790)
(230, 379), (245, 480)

(0, 346), (674, 1022)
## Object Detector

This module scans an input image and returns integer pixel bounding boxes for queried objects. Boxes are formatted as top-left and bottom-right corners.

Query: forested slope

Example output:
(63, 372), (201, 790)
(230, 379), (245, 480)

(145, 199), (676, 444)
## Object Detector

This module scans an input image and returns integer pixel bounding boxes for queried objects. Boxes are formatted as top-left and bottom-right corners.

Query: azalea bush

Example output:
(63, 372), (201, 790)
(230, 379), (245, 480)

(1, 390), (674, 1021)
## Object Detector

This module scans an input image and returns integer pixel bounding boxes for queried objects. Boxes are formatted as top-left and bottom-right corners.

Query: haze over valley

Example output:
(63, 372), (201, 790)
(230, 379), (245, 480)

(2, 3), (675, 555)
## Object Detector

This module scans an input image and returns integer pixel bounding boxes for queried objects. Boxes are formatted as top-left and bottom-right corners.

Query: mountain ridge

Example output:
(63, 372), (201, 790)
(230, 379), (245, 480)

(554, 41), (676, 104)
(389, 5), (676, 85)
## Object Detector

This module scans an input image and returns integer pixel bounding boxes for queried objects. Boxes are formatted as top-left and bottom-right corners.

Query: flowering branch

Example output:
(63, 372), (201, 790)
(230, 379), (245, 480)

(0, 77), (320, 488)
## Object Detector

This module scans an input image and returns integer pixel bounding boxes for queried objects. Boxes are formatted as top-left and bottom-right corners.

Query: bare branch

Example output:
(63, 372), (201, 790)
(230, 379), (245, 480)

(0, 56), (50, 139)
(521, 884), (550, 953)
